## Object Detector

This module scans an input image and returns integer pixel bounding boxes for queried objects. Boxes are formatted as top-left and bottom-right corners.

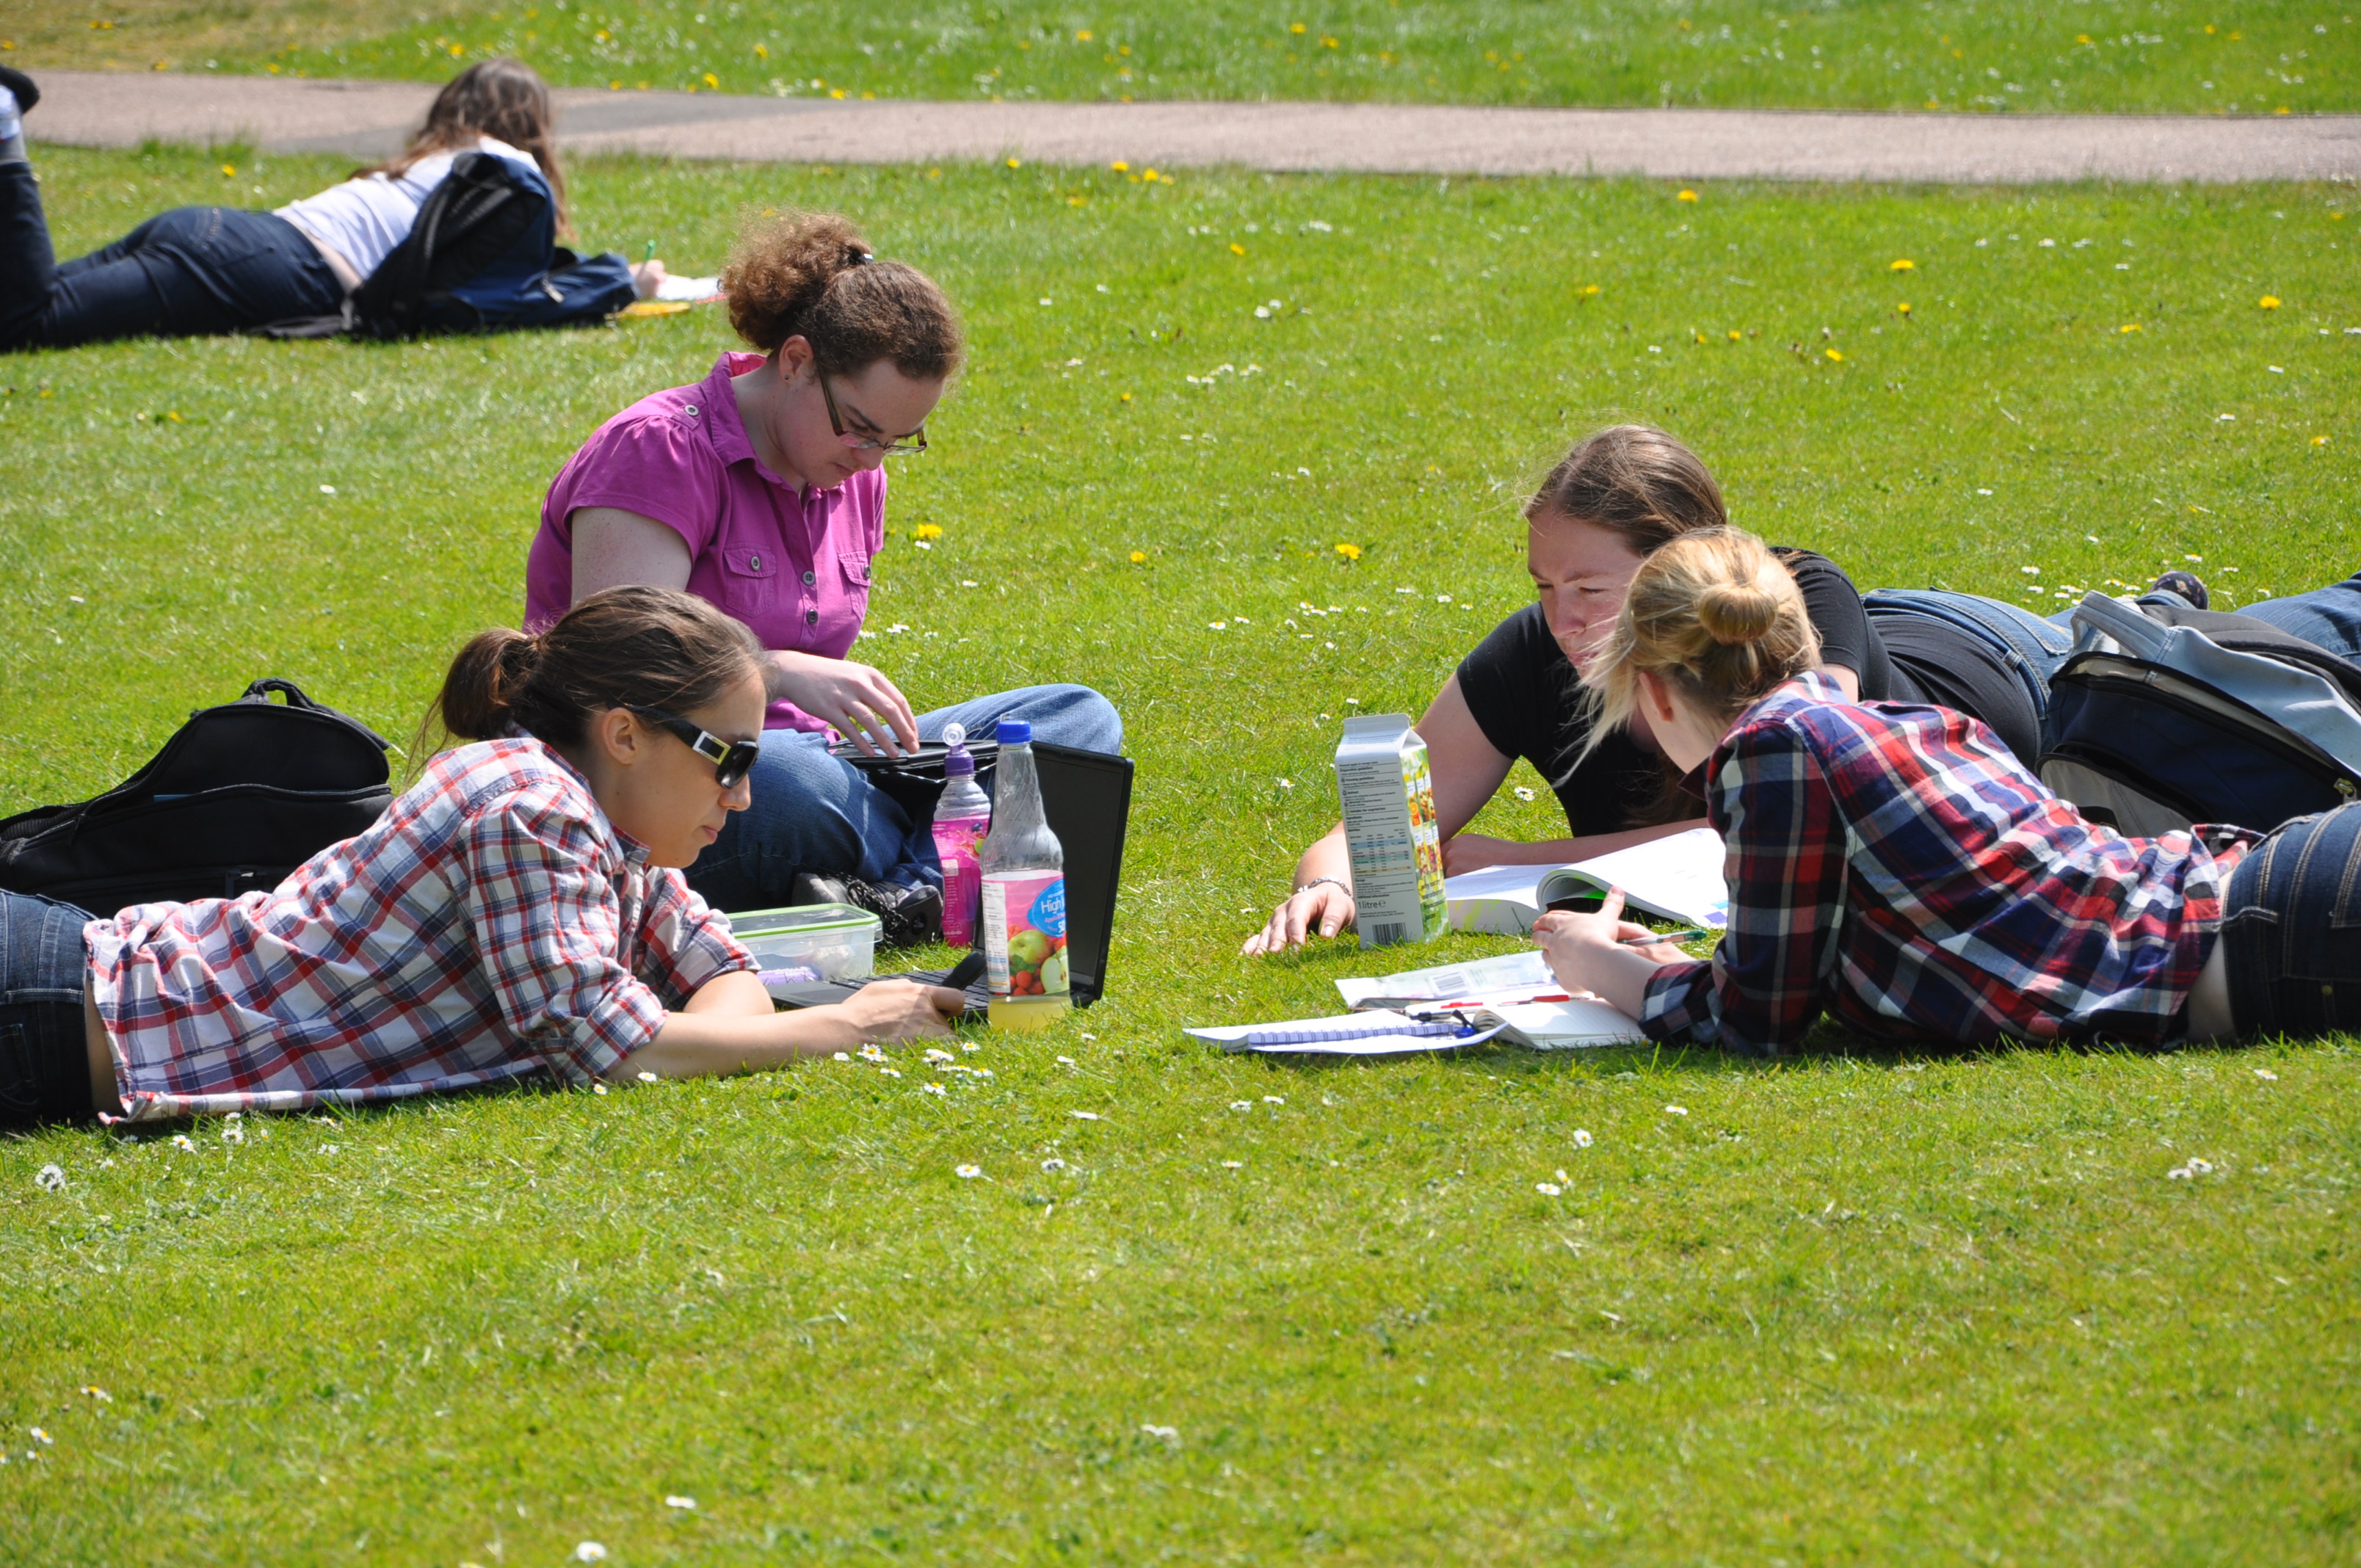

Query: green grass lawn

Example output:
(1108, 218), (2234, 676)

(7, 0), (2357, 115)
(3, 148), (2360, 1561)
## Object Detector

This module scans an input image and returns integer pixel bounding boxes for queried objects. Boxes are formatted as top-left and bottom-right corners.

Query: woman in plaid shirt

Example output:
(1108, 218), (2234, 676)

(0, 586), (962, 1128)
(1534, 530), (2361, 1054)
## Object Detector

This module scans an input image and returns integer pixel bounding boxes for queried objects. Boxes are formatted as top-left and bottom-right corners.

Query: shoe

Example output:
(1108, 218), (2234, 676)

(788, 870), (945, 947)
(0, 66), (38, 115)
(2148, 569), (2210, 611)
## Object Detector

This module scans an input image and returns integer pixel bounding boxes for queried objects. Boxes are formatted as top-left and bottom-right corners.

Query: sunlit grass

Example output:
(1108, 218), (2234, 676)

(7, 0), (2355, 115)
(1, 146), (2357, 1561)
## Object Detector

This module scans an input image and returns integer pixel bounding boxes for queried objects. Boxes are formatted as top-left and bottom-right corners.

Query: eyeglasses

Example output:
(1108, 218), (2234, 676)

(625, 706), (761, 788)
(818, 370), (928, 456)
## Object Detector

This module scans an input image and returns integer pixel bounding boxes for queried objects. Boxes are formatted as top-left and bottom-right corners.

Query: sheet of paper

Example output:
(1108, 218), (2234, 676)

(1487, 996), (1649, 1050)
(1335, 948), (1556, 1007)
(654, 274), (724, 302)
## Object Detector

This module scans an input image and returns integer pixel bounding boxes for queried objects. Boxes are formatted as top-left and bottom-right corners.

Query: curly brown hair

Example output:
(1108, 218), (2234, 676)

(720, 211), (963, 380)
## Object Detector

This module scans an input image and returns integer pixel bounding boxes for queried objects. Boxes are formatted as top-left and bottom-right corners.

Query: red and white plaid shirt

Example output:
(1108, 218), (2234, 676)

(87, 738), (752, 1122)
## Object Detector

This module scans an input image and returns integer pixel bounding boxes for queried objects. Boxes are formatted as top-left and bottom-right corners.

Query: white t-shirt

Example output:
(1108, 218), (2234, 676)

(275, 135), (540, 280)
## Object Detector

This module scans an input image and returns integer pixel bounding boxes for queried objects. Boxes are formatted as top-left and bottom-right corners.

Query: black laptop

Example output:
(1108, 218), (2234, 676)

(764, 739), (1133, 1016)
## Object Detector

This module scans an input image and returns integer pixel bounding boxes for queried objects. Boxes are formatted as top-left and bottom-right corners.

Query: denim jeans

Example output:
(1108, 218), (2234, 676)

(1864, 588), (2078, 738)
(1, 161), (342, 350)
(684, 683), (1123, 911)
(0, 891), (96, 1129)
(2219, 802), (2361, 1038)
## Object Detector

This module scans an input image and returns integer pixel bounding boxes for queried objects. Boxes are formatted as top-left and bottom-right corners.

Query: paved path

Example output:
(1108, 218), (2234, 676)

(28, 70), (2361, 182)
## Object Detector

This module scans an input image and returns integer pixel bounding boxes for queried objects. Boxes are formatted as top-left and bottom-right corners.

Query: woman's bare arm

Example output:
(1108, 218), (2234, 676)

(570, 507), (694, 602)
(619, 978), (964, 1081)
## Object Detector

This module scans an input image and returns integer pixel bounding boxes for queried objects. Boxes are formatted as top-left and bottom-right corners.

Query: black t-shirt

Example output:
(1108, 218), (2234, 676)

(1455, 548), (2028, 838)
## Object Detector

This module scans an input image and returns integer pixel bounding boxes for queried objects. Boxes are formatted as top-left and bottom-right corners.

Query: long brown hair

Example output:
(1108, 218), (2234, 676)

(360, 59), (570, 235)
(417, 586), (764, 763)
(1524, 424), (1727, 547)
(1582, 529), (1821, 761)
(721, 211), (964, 380)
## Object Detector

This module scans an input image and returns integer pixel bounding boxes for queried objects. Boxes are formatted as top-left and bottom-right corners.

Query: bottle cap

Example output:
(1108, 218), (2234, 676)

(943, 748), (976, 777)
(995, 718), (1031, 745)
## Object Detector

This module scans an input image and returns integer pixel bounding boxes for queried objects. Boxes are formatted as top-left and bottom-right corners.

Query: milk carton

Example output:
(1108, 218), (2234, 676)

(1333, 714), (1448, 949)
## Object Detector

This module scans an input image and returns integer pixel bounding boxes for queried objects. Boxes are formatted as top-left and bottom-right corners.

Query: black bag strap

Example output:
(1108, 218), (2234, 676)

(240, 677), (327, 711)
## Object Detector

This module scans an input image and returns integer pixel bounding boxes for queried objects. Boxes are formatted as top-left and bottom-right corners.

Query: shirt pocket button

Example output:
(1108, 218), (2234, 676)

(750, 554), (763, 571)
(805, 609), (819, 625)
(803, 569), (817, 586)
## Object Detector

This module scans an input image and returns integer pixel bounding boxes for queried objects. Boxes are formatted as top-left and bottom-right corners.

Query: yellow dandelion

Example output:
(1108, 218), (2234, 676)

(754, 43), (767, 57)
(2076, 32), (2092, 43)
(1142, 168), (1161, 182)
(1677, 189), (1700, 203)
(1120, 392), (1133, 402)
(1692, 330), (1708, 344)
(2121, 322), (2141, 333)
(702, 72), (719, 88)
(220, 164), (237, 177)
(1129, 550), (1147, 564)
(1580, 283), (1601, 297)
(1067, 195), (1087, 206)
(1727, 328), (1743, 341)
(1825, 348), (1845, 363)
(1290, 21), (1307, 33)
(2259, 295), (2281, 309)
(1890, 258), (1915, 272)
(1110, 159), (1130, 173)
(449, 43), (464, 57)
(1335, 542), (1363, 562)
(1322, 35), (1340, 48)
(1230, 241), (1247, 255)
(1075, 28), (1092, 40)
(1006, 156), (1023, 169)
(2315, 435), (2332, 446)
(1897, 302), (1912, 316)
(830, 87), (845, 98)
(913, 523), (943, 541)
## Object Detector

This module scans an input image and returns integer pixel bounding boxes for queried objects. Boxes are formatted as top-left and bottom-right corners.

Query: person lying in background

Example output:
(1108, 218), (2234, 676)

(1245, 422), (2361, 954)
(1533, 528), (2350, 1055)
(0, 586), (960, 1131)
(0, 59), (663, 351)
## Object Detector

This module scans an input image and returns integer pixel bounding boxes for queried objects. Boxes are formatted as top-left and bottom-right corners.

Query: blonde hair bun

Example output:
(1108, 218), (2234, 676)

(1695, 580), (1781, 645)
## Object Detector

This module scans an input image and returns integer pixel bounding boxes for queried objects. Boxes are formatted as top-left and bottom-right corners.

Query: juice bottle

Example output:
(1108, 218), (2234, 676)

(929, 722), (991, 948)
(978, 718), (1070, 1031)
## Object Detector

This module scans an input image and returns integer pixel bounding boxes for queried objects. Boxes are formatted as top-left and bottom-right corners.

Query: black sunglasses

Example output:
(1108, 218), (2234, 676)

(626, 706), (761, 788)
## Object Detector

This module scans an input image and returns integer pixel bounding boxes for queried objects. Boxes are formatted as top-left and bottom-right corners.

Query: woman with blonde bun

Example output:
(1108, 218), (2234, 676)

(525, 211), (1120, 934)
(1533, 529), (2361, 1056)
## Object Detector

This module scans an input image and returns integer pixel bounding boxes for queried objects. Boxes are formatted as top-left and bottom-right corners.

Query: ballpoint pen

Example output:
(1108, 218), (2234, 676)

(1621, 927), (1711, 945)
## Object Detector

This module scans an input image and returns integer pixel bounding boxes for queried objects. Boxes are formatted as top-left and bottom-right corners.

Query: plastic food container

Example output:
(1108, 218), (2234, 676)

(722, 903), (882, 984)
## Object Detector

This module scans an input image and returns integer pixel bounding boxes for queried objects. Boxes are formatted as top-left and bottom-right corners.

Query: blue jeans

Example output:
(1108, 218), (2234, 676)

(2220, 802), (2361, 1038)
(0, 891), (96, 1129)
(684, 683), (1122, 910)
(1, 161), (342, 350)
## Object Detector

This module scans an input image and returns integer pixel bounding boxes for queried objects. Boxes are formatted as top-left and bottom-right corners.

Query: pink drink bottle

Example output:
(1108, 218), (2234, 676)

(929, 722), (992, 948)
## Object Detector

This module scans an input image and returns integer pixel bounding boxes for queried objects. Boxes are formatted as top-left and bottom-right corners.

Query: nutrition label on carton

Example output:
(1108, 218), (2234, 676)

(1333, 714), (1448, 948)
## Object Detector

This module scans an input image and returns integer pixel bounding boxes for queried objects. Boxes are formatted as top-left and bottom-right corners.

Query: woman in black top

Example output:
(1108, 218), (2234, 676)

(1246, 425), (2095, 954)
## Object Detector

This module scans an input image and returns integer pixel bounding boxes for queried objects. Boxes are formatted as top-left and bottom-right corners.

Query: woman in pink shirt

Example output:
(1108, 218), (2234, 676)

(525, 213), (1120, 935)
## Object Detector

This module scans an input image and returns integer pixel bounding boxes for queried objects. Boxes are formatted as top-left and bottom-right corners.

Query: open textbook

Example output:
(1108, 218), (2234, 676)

(1443, 826), (1728, 935)
(1188, 995), (1646, 1055)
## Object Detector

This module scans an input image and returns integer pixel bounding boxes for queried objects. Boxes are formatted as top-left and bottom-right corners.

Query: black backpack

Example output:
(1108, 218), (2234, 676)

(266, 153), (636, 340)
(2040, 595), (2361, 836)
(0, 679), (394, 916)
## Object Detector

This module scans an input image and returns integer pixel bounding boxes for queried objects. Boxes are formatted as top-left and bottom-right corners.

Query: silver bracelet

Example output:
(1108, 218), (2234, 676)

(1297, 876), (1352, 899)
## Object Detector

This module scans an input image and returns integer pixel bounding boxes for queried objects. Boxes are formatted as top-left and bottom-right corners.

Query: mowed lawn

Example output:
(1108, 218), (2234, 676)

(5, 0), (2356, 115)
(2, 148), (2358, 1562)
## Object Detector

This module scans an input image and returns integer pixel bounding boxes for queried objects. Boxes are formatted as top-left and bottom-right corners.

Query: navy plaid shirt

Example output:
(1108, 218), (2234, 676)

(1640, 674), (2255, 1055)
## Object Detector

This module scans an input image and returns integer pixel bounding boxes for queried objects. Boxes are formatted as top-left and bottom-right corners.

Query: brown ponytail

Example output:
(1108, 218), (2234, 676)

(721, 211), (963, 380)
(1581, 529), (1821, 758)
(416, 586), (765, 764)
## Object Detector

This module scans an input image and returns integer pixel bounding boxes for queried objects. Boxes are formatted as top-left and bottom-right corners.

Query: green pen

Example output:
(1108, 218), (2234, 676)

(642, 239), (657, 264)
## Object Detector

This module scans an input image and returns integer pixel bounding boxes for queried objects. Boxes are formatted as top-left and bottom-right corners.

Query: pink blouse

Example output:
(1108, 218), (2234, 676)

(526, 351), (885, 733)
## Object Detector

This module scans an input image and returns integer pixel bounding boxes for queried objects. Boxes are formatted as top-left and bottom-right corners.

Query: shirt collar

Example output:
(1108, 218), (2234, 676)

(699, 350), (839, 496)
(519, 736), (653, 868)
